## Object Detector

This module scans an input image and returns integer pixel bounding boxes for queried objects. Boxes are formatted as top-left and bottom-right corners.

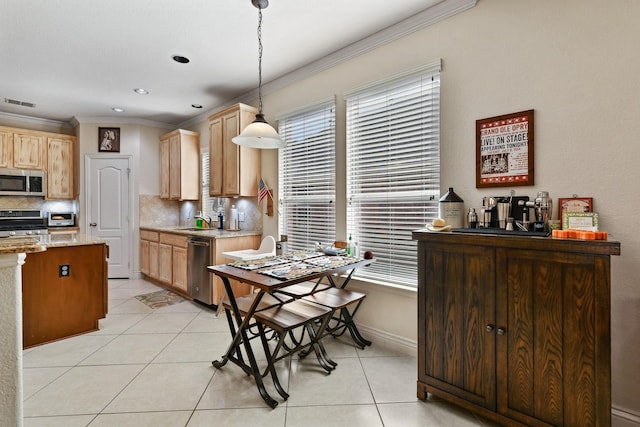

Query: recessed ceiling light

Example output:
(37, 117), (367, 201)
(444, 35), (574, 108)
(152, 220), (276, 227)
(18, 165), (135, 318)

(191, 104), (203, 109)
(133, 88), (149, 95)
(112, 107), (125, 113)
(172, 55), (190, 64)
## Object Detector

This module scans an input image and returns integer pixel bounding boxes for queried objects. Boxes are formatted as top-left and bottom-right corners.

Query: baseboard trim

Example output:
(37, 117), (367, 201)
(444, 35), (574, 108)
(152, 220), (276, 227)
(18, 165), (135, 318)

(355, 323), (417, 357)
(613, 406), (640, 427)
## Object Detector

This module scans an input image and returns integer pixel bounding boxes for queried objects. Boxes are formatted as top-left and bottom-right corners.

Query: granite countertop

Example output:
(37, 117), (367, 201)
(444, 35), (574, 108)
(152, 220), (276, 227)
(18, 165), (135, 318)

(140, 226), (262, 239)
(36, 233), (106, 248)
(0, 236), (47, 255)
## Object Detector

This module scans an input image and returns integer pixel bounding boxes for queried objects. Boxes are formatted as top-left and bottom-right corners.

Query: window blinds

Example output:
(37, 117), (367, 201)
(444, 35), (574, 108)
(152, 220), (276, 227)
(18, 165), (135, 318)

(346, 64), (441, 287)
(278, 100), (336, 252)
(201, 152), (214, 217)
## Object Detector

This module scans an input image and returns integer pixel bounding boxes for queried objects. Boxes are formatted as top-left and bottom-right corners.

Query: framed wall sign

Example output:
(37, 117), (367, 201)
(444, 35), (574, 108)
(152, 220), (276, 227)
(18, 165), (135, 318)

(476, 109), (534, 188)
(98, 127), (120, 152)
(558, 196), (593, 220)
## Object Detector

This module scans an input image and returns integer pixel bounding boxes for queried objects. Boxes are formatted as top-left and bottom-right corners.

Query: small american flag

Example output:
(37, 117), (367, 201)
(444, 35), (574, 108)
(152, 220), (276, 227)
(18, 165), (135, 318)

(258, 178), (269, 203)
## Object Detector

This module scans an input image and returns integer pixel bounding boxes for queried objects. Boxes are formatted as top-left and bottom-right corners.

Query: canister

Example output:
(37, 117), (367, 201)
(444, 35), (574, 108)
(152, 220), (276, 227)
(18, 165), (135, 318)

(438, 187), (464, 229)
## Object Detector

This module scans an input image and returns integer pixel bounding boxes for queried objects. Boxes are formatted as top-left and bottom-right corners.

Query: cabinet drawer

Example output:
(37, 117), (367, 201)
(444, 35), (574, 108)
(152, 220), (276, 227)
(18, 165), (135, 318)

(140, 230), (159, 241)
(159, 232), (188, 248)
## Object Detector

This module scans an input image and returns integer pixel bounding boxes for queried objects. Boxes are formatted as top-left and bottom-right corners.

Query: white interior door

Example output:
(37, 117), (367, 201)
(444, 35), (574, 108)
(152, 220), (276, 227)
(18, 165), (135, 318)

(85, 155), (132, 278)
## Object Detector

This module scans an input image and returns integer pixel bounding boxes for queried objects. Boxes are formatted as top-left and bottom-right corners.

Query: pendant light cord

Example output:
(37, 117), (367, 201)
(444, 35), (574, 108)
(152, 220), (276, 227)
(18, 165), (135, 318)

(257, 7), (264, 114)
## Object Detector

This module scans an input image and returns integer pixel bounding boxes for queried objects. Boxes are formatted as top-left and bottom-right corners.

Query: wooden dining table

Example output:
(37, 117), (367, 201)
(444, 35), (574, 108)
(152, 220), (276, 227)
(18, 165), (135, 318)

(208, 253), (373, 408)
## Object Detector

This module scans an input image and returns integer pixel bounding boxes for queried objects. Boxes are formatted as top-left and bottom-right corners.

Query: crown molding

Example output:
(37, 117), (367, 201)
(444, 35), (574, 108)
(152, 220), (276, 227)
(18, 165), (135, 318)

(71, 116), (174, 130)
(0, 111), (74, 129)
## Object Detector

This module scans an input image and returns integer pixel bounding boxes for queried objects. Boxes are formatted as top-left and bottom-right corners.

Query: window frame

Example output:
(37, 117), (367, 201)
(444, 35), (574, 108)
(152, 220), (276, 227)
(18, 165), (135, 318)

(345, 61), (441, 288)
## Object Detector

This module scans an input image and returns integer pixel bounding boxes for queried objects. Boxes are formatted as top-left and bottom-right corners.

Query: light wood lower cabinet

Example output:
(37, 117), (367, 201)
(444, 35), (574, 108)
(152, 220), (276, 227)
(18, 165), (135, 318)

(172, 246), (188, 293)
(140, 230), (189, 295)
(413, 231), (621, 427)
(158, 243), (173, 284)
(140, 228), (260, 304)
(211, 235), (261, 304)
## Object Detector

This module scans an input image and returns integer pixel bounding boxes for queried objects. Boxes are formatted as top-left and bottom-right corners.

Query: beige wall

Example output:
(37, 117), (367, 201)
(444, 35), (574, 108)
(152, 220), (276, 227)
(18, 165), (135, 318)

(254, 0), (640, 422)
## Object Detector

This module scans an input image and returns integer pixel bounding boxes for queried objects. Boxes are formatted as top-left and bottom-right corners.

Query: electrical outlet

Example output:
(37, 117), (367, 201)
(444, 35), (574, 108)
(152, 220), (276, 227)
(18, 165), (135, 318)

(59, 264), (70, 277)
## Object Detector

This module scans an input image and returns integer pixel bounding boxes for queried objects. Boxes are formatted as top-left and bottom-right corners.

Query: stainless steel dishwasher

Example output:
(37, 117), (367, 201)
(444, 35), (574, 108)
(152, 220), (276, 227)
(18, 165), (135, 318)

(187, 235), (213, 305)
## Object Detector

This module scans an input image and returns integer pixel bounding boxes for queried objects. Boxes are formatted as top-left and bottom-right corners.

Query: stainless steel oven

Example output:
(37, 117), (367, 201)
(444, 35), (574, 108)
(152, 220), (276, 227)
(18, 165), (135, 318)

(0, 168), (45, 196)
(0, 209), (48, 237)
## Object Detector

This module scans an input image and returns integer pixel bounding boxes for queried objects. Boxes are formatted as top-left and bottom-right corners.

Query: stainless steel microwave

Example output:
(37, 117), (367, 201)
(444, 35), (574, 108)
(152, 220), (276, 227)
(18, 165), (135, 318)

(0, 168), (46, 196)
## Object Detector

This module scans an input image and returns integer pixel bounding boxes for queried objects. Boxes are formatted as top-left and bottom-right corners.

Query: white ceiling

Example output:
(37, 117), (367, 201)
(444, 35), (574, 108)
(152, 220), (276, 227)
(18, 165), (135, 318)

(1, 0), (469, 128)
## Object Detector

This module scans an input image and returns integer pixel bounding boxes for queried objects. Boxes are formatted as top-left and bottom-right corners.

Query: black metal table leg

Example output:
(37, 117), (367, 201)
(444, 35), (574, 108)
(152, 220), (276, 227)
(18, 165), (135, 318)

(212, 277), (279, 408)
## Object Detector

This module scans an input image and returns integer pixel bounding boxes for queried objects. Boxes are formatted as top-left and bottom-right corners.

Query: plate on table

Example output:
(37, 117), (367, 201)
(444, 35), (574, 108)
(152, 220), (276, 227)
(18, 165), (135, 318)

(322, 247), (346, 256)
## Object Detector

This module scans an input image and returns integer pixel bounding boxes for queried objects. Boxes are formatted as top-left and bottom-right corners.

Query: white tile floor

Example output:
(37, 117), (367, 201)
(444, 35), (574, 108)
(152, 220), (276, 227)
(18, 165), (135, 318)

(22, 278), (499, 427)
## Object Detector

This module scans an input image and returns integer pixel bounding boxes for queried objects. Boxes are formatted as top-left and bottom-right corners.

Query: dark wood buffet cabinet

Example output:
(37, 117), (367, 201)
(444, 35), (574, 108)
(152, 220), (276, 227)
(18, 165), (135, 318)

(412, 230), (621, 427)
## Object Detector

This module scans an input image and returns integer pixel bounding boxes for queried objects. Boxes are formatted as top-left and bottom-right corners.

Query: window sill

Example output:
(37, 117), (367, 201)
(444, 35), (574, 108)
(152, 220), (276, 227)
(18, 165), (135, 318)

(341, 274), (417, 297)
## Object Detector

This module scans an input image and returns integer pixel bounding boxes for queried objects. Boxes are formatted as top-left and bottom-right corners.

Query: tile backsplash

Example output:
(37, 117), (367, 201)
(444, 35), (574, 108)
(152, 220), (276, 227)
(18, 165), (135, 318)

(139, 195), (263, 232)
(0, 197), (77, 215)
(139, 195), (180, 227)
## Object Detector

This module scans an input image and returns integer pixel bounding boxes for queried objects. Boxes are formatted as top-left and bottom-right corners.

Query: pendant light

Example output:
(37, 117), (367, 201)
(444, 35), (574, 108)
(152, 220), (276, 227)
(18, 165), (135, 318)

(232, 0), (286, 149)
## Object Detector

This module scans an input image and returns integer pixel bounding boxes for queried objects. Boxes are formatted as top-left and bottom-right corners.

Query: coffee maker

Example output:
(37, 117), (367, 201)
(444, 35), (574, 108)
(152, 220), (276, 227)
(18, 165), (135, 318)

(480, 195), (530, 229)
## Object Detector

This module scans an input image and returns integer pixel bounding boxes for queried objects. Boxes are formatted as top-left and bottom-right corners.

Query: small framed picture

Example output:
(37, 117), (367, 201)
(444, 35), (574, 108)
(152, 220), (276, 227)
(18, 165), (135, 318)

(558, 197), (593, 221)
(98, 127), (120, 152)
(562, 212), (599, 231)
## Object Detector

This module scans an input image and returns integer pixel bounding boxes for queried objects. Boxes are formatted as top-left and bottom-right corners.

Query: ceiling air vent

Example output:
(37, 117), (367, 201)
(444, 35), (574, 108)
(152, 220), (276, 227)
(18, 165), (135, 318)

(4, 98), (36, 108)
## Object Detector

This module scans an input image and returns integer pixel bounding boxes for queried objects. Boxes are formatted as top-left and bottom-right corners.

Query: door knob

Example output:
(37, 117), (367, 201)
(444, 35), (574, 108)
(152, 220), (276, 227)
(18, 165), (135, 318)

(89, 222), (97, 227)
(486, 324), (495, 333)
(497, 328), (506, 336)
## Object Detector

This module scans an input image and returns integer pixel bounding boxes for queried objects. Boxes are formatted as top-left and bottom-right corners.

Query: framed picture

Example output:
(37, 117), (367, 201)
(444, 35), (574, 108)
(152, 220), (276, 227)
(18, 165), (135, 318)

(98, 127), (120, 152)
(476, 109), (534, 188)
(558, 197), (593, 221)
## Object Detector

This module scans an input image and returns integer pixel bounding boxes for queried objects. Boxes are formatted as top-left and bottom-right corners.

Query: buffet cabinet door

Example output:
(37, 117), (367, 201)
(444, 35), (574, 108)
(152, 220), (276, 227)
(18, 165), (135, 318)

(418, 241), (497, 410)
(496, 248), (610, 427)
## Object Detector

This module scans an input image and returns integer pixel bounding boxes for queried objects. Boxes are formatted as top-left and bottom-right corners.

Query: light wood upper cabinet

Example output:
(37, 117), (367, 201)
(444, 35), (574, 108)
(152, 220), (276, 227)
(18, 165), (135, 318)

(46, 135), (76, 199)
(0, 126), (77, 199)
(159, 129), (200, 201)
(13, 132), (46, 170)
(0, 129), (13, 168)
(208, 103), (261, 197)
(160, 137), (170, 199)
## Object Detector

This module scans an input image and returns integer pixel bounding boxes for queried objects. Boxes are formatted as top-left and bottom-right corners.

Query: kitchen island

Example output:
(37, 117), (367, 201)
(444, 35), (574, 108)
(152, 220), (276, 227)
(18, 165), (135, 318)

(21, 233), (108, 348)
